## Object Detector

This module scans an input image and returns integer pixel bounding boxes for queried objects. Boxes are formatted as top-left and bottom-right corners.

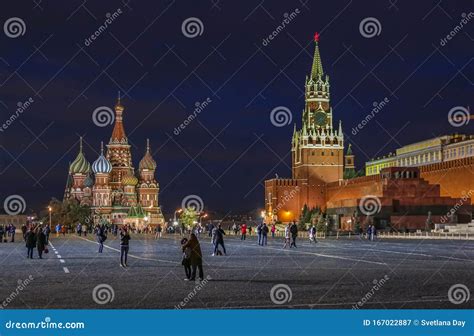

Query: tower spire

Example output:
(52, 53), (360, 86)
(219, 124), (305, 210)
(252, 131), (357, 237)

(100, 141), (104, 154)
(311, 32), (324, 79)
(79, 136), (83, 153)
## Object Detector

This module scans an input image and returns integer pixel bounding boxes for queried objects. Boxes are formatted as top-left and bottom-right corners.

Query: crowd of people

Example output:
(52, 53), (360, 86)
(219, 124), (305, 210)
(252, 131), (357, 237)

(0, 224), (17, 243)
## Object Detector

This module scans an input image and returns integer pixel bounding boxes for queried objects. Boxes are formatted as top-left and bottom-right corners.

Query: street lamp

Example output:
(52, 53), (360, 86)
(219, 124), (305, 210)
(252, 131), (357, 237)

(48, 206), (52, 230)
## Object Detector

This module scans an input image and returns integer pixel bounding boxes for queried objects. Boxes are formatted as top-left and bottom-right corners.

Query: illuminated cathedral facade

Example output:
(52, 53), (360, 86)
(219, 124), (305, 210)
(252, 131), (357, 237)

(63, 98), (165, 227)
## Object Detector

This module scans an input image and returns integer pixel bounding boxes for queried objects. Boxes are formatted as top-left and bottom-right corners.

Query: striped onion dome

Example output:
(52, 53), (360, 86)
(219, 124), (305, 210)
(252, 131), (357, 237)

(70, 137), (91, 174)
(92, 142), (112, 174)
(139, 139), (157, 170)
(83, 173), (94, 188)
(122, 173), (138, 186)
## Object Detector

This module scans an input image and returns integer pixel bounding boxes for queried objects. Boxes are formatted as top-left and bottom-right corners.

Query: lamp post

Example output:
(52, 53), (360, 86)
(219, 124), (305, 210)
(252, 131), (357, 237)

(48, 206), (52, 230)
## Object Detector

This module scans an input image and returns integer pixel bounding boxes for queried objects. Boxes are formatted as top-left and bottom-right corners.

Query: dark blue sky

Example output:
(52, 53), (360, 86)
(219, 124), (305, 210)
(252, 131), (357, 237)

(0, 0), (473, 216)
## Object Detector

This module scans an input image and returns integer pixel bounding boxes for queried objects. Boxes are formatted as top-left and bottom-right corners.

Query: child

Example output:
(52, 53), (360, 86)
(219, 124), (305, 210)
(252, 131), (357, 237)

(181, 238), (192, 280)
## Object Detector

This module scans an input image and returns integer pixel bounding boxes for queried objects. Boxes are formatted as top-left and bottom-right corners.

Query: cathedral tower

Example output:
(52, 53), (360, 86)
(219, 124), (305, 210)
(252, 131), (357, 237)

(291, 33), (344, 185)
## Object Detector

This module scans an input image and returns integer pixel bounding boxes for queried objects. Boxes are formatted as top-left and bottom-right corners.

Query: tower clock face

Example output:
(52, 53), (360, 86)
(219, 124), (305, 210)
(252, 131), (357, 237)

(314, 111), (327, 126)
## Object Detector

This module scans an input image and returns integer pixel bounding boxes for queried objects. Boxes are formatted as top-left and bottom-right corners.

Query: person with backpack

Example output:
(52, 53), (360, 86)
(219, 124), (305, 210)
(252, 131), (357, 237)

(261, 223), (269, 246)
(290, 221), (298, 248)
(212, 224), (227, 256)
(180, 237), (192, 280)
(120, 227), (131, 267)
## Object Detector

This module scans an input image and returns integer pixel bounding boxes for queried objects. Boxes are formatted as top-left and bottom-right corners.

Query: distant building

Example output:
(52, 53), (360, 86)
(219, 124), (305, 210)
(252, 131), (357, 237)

(366, 134), (474, 175)
(63, 97), (165, 228)
(264, 33), (473, 231)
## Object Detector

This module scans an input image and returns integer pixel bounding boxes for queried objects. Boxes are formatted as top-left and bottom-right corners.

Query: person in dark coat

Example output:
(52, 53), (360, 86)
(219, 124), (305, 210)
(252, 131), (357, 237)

(9, 224), (16, 242)
(182, 233), (204, 281)
(21, 224), (27, 241)
(96, 224), (107, 253)
(290, 221), (298, 248)
(212, 224), (226, 256)
(120, 227), (131, 267)
(261, 223), (269, 246)
(25, 228), (36, 259)
(36, 228), (47, 259)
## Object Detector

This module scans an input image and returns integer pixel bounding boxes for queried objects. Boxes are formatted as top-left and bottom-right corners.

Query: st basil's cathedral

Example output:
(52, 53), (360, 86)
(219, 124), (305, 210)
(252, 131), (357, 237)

(63, 97), (165, 228)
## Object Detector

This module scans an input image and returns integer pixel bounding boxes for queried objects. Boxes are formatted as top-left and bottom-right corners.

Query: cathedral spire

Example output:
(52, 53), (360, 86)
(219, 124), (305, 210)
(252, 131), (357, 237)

(110, 94), (127, 144)
(311, 32), (324, 79)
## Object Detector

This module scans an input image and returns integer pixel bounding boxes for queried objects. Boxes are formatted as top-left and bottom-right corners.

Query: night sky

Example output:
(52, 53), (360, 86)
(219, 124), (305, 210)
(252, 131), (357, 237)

(0, 0), (473, 217)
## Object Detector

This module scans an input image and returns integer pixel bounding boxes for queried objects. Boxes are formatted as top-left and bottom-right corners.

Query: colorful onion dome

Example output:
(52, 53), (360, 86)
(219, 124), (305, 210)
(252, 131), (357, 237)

(70, 137), (91, 174)
(83, 173), (94, 188)
(92, 142), (112, 174)
(139, 139), (157, 170)
(122, 173), (138, 186)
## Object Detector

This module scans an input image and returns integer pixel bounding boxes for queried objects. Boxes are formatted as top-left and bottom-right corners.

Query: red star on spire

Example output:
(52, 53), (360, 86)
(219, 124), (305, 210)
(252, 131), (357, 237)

(314, 32), (320, 42)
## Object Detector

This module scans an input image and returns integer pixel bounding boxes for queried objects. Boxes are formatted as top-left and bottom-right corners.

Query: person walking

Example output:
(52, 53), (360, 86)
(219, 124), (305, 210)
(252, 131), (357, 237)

(0, 225), (5, 243)
(256, 223), (263, 246)
(76, 223), (82, 236)
(261, 223), (269, 246)
(271, 224), (276, 238)
(240, 223), (247, 240)
(36, 227), (47, 259)
(309, 225), (317, 243)
(96, 224), (107, 253)
(120, 227), (131, 267)
(283, 224), (291, 248)
(25, 227), (36, 259)
(43, 225), (51, 244)
(290, 221), (298, 248)
(21, 224), (27, 241)
(82, 224), (88, 237)
(9, 224), (16, 242)
(180, 237), (192, 280)
(212, 224), (227, 256)
(55, 224), (61, 238)
(370, 225), (376, 241)
(182, 233), (204, 281)
(366, 225), (372, 241)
